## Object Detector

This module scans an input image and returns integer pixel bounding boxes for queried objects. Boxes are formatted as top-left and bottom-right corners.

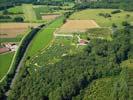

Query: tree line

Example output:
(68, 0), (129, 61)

(74, 0), (133, 11)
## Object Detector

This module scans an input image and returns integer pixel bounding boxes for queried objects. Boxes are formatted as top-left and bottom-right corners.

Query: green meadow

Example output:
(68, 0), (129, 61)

(70, 9), (133, 27)
(27, 16), (64, 57)
(0, 52), (14, 80)
(22, 4), (37, 22)
(8, 6), (23, 14)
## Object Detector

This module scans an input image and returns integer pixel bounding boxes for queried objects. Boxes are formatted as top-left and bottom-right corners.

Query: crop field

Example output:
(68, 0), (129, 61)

(70, 9), (133, 27)
(58, 20), (99, 33)
(22, 4), (37, 22)
(42, 14), (61, 21)
(0, 52), (14, 79)
(26, 17), (64, 57)
(0, 23), (40, 38)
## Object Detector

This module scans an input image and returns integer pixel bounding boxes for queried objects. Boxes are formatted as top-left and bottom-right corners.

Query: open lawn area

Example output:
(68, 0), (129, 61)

(22, 4), (37, 22)
(26, 16), (64, 57)
(0, 52), (14, 80)
(7, 6), (23, 14)
(33, 5), (53, 20)
(70, 9), (133, 27)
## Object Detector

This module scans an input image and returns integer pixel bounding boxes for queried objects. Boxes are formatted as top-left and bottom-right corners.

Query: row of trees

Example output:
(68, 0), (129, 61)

(0, 15), (24, 22)
(74, 0), (133, 11)
(7, 25), (133, 99)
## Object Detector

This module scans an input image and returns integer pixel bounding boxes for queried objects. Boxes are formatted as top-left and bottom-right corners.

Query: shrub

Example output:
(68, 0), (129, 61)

(14, 17), (24, 22)
(111, 10), (121, 14)
(122, 21), (130, 26)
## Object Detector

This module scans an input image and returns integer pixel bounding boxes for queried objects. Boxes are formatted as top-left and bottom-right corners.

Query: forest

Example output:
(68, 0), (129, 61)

(6, 25), (133, 100)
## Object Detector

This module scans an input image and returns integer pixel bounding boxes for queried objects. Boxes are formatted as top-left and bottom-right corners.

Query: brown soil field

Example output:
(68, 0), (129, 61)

(42, 14), (60, 20)
(58, 20), (100, 33)
(0, 23), (41, 38)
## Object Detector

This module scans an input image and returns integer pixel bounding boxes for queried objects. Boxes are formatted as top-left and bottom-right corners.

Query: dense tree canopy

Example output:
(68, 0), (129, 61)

(6, 26), (133, 100)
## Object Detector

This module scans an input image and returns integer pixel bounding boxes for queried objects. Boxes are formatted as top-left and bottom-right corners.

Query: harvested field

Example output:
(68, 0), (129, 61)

(42, 14), (60, 20)
(0, 23), (40, 38)
(58, 20), (99, 33)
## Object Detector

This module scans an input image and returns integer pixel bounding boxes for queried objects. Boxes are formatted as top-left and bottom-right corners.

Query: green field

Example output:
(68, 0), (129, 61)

(22, 4), (37, 22)
(27, 16), (64, 57)
(87, 28), (112, 40)
(33, 6), (53, 20)
(8, 6), (23, 14)
(70, 9), (133, 27)
(0, 52), (14, 80)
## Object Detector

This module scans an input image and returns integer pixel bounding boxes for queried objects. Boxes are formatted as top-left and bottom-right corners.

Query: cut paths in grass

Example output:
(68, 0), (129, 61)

(0, 52), (14, 79)
(27, 17), (64, 57)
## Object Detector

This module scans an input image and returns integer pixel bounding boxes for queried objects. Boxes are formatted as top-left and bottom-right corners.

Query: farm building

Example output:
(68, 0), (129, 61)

(79, 39), (89, 45)
(2, 43), (18, 52)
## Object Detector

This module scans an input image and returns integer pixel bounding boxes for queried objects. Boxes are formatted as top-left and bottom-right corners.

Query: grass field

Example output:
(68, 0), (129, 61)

(27, 16), (64, 57)
(22, 4), (37, 22)
(70, 9), (133, 27)
(8, 6), (23, 14)
(33, 6), (52, 20)
(0, 52), (14, 79)
(87, 28), (112, 40)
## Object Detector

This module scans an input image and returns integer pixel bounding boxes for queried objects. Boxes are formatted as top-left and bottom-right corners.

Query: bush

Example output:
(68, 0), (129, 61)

(111, 10), (121, 14)
(14, 17), (24, 22)
(98, 13), (111, 18)
(112, 23), (117, 28)
(122, 21), (130, 26)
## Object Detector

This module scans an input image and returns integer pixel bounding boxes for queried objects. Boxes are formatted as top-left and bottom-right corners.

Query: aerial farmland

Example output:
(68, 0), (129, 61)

(0, 0), (133, 100)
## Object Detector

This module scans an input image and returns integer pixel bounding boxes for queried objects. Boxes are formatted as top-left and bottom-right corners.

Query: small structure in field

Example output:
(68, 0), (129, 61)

(77, 35), (89, 46)
(3, 43), (18, 52)
(79, 39), (89, 45)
